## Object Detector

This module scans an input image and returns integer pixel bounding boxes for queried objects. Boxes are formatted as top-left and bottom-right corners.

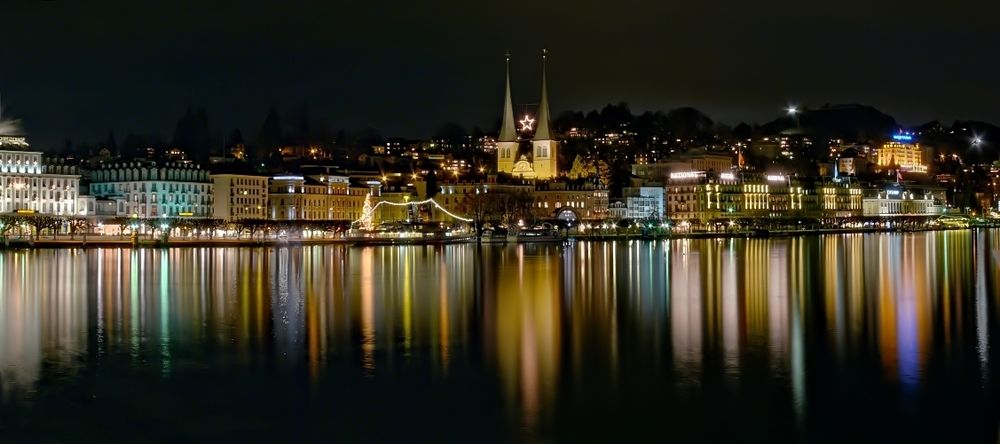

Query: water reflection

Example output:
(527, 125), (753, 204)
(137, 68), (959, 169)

(1, 230), (999, 441)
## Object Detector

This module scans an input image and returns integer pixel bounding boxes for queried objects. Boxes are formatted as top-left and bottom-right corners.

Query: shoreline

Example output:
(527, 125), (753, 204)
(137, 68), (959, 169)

(0, 225), (991, 249)
(572, 225), (979, 241)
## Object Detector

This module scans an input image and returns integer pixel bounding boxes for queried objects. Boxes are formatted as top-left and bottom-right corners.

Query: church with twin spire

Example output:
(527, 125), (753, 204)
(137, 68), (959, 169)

(495, 50), (559, 180)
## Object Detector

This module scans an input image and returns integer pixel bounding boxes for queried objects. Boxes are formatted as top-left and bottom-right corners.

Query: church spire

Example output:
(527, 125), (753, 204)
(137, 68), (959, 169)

(498, 52), (517, 143)
(533, 49), (553, 141)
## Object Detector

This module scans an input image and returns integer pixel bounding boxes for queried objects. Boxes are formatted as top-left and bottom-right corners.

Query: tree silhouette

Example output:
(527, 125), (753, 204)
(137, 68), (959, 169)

(105, 130), (118, 156)
(666, 107), (714, 144)
(425, 168), (439, 199)
(171, 107), (212, 162)
(256, 106), (283, 168)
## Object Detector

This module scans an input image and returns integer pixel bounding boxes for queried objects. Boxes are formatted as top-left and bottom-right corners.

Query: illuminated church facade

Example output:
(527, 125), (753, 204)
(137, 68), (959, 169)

(495, 51), (559, 180)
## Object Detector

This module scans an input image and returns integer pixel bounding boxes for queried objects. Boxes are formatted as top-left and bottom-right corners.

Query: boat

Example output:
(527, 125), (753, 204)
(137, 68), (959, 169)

(479, 228), (510, 244)
(346, 221), (475, 246)
(514, 227), (564, 243)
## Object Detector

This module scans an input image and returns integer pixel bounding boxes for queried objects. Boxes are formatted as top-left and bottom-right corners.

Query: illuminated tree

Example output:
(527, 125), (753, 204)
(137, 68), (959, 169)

(568, 154), (597, 179)
(67, 218), (92, 240)
(0, 215), (19, 237)
(359, 193), (375, 230)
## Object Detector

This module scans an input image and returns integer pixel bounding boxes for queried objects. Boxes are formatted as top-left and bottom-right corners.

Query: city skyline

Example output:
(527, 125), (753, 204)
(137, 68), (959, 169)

(3, 0), (999, 148)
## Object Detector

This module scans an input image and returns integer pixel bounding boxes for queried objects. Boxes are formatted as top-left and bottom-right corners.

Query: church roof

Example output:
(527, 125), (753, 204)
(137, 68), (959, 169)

(498, 54), (518, 142)
(533, 50), (553, 141)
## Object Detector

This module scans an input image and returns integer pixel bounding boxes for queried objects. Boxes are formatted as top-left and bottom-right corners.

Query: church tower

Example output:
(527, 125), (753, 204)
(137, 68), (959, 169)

(496, 53), (518, 174)
(531, 49), (559, 179)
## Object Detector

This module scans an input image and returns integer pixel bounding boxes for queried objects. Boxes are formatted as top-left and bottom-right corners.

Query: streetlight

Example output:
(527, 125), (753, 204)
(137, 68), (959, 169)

(973, 136), (984, 147)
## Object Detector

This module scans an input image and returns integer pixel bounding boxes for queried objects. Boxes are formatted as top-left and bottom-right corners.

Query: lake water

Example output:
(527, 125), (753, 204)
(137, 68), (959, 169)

(1, 230), (999, 442)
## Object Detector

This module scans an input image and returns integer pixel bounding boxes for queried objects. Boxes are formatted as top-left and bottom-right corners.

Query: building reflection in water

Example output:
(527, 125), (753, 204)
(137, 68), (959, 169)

(0, 231), (998, 437)
(0, 251), (88, 398)
(491, 244), (562, 430)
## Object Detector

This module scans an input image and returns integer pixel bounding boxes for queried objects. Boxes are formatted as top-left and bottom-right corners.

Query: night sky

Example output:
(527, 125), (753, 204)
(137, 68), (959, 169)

(2, 0), (998, 148)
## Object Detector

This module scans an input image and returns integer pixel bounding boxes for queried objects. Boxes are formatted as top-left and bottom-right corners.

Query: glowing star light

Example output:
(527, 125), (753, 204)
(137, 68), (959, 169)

(519, 115), (535, 132)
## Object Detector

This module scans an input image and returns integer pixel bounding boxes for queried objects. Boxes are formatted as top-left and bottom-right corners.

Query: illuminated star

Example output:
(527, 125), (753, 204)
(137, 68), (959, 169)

(519, 115), (535, 132)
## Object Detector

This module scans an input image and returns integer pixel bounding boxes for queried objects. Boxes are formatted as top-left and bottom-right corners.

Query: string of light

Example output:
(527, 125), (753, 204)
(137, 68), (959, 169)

(352, 197), (474, 226)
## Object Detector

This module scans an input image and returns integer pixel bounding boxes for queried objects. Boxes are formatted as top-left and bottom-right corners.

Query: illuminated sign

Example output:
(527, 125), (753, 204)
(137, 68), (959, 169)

(886, 189), (901, 197)
(719, 172), (736, 181)
(892, 133), (913, 142)
(272, 176), (304, 181)
(0, 135), (29, 147)
(178, 212), (194, 217)
(766, 175), (786, 182)
(669, 171), (705, 180)
(15, 209), (35, 214)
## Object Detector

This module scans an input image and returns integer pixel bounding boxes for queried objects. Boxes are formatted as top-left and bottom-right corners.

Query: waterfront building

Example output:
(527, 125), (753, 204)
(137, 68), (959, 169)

(495, 51), (560, 180)
(531, 181), (609, 220)
(813, 180), (864, 218)
(211, 173), (269, 220)
(764, 174), (805, 214)
(268, 174), (368, 221)
(620, 186), (664, 220)
(0, 137), (85, 216)
(876, 134), (927, 173)
(663, 171), (863, 224)
(862, 184), (946, 216)
(90, 162), (213, 217)
(665, 171), (737, 223)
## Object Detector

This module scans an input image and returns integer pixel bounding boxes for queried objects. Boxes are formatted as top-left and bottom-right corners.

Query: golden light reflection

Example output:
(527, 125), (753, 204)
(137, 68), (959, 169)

(671, 240), (703, 383)
(360, 247), (376, 375)
(495, 245), (561, 431)
(0, 230), (996, 430)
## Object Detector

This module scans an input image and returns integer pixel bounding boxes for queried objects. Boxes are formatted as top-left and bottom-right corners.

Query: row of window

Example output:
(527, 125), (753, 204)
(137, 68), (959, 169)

(97, 182), (211, 193)
(94, 169), (210, 182)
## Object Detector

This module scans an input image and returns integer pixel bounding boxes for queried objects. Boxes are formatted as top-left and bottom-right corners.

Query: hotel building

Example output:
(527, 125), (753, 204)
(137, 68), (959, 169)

(0, 136), (85, 216)
(876, 134), (927, 173)
(89, 162), (214, 217)
(665, 171), (863, 224)
(862, 185), (945, 216)
(268, 175), (368, 221)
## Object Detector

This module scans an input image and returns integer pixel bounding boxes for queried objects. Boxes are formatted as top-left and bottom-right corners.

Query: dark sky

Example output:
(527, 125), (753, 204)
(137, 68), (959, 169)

(2, 0), (998, 148)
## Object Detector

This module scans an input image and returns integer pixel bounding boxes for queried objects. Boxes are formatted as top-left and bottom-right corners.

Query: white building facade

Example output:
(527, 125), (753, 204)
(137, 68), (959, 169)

(0, 144), (84, 216)
(862, 186), (946, 216)
(90, 162), (213, 218)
